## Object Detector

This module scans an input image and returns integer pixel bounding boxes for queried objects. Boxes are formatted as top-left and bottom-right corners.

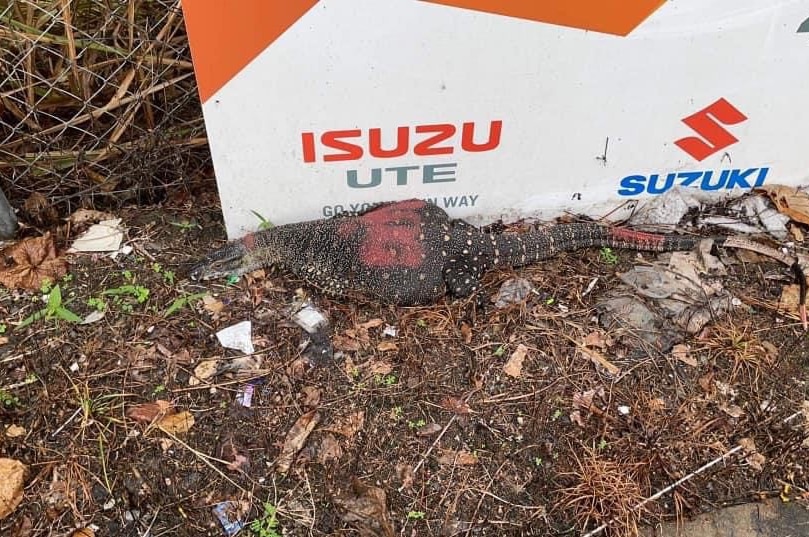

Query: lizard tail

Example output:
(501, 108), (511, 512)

(491, 223), (711, 268)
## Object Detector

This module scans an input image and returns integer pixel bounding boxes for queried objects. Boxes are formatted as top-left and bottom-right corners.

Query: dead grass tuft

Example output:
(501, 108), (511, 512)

(556, 446), (651, 537)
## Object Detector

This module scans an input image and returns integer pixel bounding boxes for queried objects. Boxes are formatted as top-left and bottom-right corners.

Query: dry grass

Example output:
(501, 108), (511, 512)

(556, 446), (652, 537)
(0, 0), (211, 218)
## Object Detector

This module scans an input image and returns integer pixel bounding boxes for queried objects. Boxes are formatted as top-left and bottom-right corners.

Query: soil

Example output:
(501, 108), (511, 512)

(1, 196), (807, 537)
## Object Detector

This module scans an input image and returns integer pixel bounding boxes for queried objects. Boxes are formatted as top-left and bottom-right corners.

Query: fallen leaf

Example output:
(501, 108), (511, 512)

(738, 437), (766, 472)
(366, 359), (393, 375)
(396, 463), (414, 490)
(0, 234), (68, 290)
(317, 433), (343, 465)
(698, 372), (715, 394)
(358, 318), (384, 329)
(334, 334), (362, 352)
(572, 387), (604, 410)
(583, 331), (609, 349)
(789, 224), (804, 242)
(778, 284), (801, 316)
(671, 344), (697, 367)
(70, 528), (95, 537)
(647, 398), (667, 412)
(720, 404), (745, 419)
(334, 478), (394, 537)
(756, 185), (809, 225)
(570, 410), (586, 428)
(276, 410), (320, 474)
(220, 437), (251, 472)
(579, 347), (621, 376)
(202, 294), (224, 313)
(190, 359), (220, 385)
(376, 341), (397, 352)
(460, 322), (472, 344)
(301, 386), (322, 408)
(503, 344), (528, 378)
(415, 423), (442, 436)
(157, 411), (195, 434)
(126, 400), (174, 423)
(0, 337), (7, 346)
(322, 411), (365, 439)
(440, 396), (472, 415)
(67, 208), (113, 225)
(0, 458), (28, 519)
(5, 425), (26, 438)
(436, 449), (479, 466)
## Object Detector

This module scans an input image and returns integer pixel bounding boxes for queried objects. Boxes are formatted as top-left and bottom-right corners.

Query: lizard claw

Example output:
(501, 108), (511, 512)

(189, 242), (248, 281)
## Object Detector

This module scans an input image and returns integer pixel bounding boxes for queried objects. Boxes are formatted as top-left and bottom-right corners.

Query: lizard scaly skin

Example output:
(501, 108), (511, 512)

(190, 199), (716, 306)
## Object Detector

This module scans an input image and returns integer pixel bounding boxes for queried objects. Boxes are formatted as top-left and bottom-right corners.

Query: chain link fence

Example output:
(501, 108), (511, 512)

(0, 0), (212, 220)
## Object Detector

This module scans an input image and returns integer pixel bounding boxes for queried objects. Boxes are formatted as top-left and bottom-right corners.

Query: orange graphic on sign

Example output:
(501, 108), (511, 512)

(420, 0), (666, 36)
(181, 0), (318, 103)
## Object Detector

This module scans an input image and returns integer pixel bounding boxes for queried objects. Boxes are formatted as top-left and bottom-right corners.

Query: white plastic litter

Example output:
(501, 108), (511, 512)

(67, 218), (124, 252)
(216, 321), (255, 354)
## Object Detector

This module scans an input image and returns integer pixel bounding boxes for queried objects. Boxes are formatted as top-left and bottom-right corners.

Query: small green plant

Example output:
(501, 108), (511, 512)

(551, 409), (563, 421)
(533, 456), (543, 467)
(375, 373), (397, 386)
(19, 284), (82, 328)
(152, 262), (176, 285)
(86, 297), (107, 312)
(494, 345), (506, 357)
(390, 406), (403, 420)
(152, 384), (166, 395)
(0, 323), (6, 334)
(164, 292), (207, 317)
(407, 511), (426, 520)
(0, 388), (20, 408)
(250, 501), (281, 537)
(39, 278), (53, 294)
(103, 271), (150, 307)
(407, 418), (426, 429)
(61, 273), (73, 284)
(250, 210), (274, 231)
(600, 247), (619, 265)
(416, 318), (427, 328)
(170, 220), (201, 232)
(597, 438), (608, 450)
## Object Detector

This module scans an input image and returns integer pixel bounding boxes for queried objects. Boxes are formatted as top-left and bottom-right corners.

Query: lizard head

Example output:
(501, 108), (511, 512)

(189, 240), (251, 281)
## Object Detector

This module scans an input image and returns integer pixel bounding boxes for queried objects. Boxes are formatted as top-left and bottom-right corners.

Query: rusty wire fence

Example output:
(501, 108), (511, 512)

(0, 0), (212, 220)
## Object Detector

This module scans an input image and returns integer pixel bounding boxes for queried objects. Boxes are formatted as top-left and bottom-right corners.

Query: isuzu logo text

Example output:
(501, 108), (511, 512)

(300, 121), (502, 189)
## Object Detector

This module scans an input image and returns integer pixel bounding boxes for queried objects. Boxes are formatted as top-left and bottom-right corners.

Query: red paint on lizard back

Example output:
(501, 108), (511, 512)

(608, 228), (666, 248)
(338, 200), (426, 268)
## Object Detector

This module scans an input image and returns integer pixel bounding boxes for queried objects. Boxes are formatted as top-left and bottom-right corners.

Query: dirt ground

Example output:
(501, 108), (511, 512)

(1, 194), (808, 537)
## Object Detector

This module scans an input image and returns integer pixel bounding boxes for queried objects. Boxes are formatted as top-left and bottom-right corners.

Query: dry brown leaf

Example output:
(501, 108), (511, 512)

(70, 528), (95, 537)
(317, 433), (343, 465)
(334, 334), (362, 352)
(202, 295), (224, 313)
(582, 331), (609, 349)
(579, 347), (621, 376)
(334, 478), (394, 537)
(322, 411), (365, 439)
(0, 234), (68, 290)
(756, 185), (809, 224)
(789, 224), (805, 242)
(503, 344), (528, 378)
(220, 438), (251, 472)
(157, 410), (195, 434)
(366, 359), (393, 375)
(190, 359), (220, 386)
(126, 400), (174, 423)
(460, 322), (472, 344)
(376, 341), (397, 352)
(68, 208), (113, 225)
(358, 318), (384, 329)
(720, 404), (744, 419)
(396, 463), (414, 490)
(5, 425), (26, 438)
(415, 423), (442, 436)
(569, 410), (586, 428)
(671, 344), (697, 367)
(572, 387), (603, 410)
(276, 410), (320, 474)
(436, 449), (479, 466)
(0, 337), (8, 346)
(440, 396), (471, 415)
(698, 372), (715, 394)
(778, 284), (801, 316)
(0, 458), (27, 519)
(301, 386), (322, 408)
(738, 437), (765, 471)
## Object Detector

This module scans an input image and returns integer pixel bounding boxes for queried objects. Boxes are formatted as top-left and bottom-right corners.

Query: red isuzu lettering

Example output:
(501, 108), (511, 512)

(301, 120), (502, 163)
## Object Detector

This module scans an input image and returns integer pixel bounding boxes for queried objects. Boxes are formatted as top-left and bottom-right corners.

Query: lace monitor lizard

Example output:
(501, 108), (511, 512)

(189, 199), (728, 306)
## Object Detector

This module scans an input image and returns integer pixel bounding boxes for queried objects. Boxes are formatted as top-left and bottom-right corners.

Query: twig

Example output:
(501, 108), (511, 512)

(399, 414), (457, 493)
